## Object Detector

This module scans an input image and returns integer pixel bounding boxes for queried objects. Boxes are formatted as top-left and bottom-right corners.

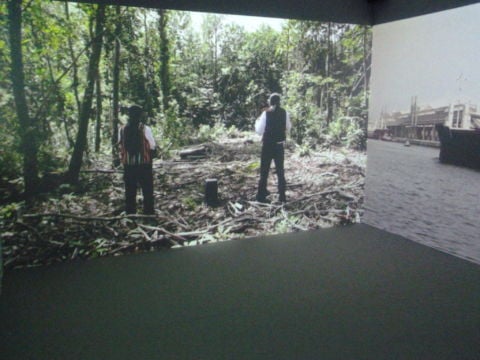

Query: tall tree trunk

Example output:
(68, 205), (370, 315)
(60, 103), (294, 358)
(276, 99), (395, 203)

(362, 26), (369, 112)
(361, 26), (369, 151)
(63, 117), (74, 147)
(284, 24), (290, 97)
(95, 70), (102, 153)
(158, 9), (170, 112)
(326, 22), (333, 125)
(28, 23), (55, 134)
(66, 5), (106, 183)
(65, 2), (81, 117)
(213, 24), (218, 93)
(143, 10), (152, 115)
(112, 5), (121, 166)
(8, 0), (39, 197)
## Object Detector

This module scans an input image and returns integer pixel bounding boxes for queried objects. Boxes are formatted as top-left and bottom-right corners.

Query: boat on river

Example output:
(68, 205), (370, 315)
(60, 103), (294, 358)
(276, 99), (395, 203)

(374, 99), (480, 169)
(368, 128), (392, 141)
(435, 124), (480, 170)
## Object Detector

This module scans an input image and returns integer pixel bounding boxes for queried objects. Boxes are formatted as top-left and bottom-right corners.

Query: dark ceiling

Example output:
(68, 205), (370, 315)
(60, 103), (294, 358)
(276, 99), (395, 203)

(372, 0), (480, 24)
(69, 0), (480, 25)
(71, 0), (373, 24)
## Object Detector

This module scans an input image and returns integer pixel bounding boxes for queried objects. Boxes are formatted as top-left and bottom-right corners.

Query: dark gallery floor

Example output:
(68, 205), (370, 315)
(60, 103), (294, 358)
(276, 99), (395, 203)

(1, 224), (479, 359)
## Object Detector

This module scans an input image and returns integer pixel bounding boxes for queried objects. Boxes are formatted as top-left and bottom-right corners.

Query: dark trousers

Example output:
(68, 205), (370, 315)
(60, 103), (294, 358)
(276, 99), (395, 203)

(257, 142), (286, 201)
(124, 164), (154, 214)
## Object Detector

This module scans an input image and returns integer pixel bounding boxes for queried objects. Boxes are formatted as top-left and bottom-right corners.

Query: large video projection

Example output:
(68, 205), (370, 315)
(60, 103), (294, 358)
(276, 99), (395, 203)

(1, 2), (370, 269)
(364, 3), (480, 264)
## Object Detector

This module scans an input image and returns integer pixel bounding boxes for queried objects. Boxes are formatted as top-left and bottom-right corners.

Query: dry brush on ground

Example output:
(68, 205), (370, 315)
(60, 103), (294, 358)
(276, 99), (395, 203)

(1, 137), (366, 270)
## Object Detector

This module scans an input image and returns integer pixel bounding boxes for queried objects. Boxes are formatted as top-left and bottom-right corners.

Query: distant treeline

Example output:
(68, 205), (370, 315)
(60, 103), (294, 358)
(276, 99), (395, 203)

(0, 1), (371, 196)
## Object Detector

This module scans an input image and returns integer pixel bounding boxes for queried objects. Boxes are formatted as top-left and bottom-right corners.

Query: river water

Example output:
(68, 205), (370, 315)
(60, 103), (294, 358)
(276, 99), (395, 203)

(363, 140), (480, 264)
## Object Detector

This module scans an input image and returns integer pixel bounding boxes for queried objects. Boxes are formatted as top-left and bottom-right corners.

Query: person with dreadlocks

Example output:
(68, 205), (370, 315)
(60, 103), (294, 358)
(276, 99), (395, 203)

(255, 93), (291, 203)
(119, 105), (156, 214)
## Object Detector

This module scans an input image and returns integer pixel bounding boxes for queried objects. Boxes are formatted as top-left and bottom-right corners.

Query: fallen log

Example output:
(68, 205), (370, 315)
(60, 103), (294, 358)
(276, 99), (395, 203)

(287, 189), (339, 205)
(14, 221), (43, 243)
(179, 145), (207, 159)
(138, 224), (188, 242)
(21, 213), (159, 222)
(81, 169), (122, 174)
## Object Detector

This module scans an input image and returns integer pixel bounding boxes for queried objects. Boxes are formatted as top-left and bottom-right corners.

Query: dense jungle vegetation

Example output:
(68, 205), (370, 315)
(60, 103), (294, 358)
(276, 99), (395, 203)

(0, 1), (371, 269)
(1, 0), (371, 199)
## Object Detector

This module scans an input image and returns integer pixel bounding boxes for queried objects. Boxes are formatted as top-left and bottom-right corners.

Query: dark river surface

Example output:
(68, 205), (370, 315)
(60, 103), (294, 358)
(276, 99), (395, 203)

(363, 140), (480, 264)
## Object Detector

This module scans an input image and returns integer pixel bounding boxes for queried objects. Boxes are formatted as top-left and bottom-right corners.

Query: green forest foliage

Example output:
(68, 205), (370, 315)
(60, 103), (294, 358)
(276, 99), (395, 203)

(0, 1), (371, 198)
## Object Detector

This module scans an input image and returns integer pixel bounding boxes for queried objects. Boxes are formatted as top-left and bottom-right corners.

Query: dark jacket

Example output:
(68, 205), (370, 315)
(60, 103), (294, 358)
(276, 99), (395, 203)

(263, 107), (287, 144)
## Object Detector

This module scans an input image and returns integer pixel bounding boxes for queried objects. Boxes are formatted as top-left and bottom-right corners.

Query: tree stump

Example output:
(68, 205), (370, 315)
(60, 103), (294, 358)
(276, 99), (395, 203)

(205, 178), (219, 206)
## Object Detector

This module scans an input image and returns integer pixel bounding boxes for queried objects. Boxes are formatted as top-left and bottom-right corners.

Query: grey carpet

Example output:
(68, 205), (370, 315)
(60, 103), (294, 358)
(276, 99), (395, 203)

(1, 224), (479, 359)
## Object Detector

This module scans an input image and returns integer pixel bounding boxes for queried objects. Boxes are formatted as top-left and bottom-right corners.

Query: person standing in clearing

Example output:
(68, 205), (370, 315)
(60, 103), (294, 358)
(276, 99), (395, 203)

(255, 93), (292, 203)
(119, 105), (156, 214)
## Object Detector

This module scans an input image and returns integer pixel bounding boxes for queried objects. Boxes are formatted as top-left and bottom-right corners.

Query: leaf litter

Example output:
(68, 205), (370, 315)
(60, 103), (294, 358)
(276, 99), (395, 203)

(1, 137), (365, 270)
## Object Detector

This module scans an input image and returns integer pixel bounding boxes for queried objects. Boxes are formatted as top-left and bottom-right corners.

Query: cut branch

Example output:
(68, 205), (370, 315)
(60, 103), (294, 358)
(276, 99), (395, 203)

(22, 213), (157, 222)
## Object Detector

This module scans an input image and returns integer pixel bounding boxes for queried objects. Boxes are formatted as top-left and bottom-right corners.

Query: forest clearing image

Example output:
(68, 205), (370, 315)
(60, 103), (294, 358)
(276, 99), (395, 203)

(1, 2), (370, 270)
(1, 134), (365, 269)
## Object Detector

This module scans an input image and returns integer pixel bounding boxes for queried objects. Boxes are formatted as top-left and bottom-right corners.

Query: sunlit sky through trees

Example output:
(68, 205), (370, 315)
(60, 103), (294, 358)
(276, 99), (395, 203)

(190, 11), (286, 32)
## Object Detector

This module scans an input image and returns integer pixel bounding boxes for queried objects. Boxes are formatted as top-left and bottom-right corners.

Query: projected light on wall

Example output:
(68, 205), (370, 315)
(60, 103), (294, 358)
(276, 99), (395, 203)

(0, 2), (370, 269)
(364, 3), (480, 264)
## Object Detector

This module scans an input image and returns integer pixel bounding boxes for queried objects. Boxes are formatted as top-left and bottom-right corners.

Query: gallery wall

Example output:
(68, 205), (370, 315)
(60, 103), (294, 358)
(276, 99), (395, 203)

(364, 3), (480, 263)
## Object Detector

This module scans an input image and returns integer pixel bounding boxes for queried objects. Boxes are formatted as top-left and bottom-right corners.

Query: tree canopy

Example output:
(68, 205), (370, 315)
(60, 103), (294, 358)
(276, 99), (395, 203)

(1, 1), (371, 199)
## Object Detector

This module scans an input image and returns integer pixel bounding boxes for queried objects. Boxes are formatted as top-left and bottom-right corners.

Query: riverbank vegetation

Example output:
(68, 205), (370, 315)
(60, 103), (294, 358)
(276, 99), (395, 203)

(1, 1), (370, 268)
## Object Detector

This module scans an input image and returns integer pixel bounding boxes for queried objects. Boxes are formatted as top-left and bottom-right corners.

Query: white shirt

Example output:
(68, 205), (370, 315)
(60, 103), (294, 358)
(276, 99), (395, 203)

(143, 125), (156, 150)
(119, 124), (156, 149)
(255, 106), (292, 136)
